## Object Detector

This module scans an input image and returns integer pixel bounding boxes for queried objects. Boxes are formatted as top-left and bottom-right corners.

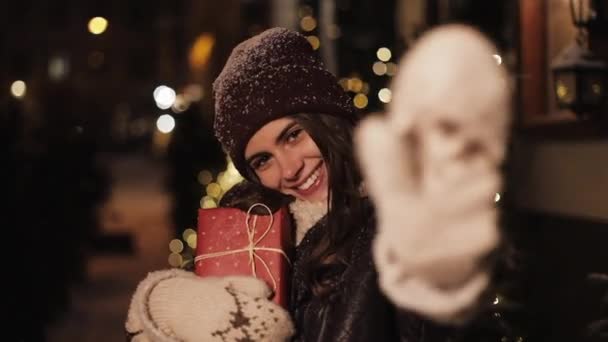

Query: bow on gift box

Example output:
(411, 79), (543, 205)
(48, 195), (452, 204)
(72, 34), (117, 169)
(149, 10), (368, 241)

(194, 203), (291, 291)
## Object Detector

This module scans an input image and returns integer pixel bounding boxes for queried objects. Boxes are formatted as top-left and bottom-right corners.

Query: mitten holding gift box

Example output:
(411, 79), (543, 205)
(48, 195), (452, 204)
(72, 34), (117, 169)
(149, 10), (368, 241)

(125, 269), (294, 342)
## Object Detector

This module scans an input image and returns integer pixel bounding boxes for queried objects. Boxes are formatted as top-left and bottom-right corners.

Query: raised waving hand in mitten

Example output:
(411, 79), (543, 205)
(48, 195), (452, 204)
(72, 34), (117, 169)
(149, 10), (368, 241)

(355, 25), (511, 324)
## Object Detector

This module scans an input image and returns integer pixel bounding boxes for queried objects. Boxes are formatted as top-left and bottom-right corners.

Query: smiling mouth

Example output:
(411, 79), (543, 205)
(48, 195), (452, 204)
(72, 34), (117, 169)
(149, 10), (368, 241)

(292, 162), (323, 192)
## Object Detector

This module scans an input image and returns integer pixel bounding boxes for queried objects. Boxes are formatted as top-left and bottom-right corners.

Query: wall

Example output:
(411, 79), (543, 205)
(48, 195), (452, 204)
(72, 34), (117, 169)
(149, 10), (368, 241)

(514, 140), (608, 221)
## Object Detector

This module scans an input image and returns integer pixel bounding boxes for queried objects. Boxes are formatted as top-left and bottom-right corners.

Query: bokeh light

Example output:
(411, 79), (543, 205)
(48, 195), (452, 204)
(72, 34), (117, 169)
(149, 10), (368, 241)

(306, 36), (320, 50)
(156, 114), (175, 134)
(376, 47), (392, 62)
(10, 80), (26, 99)
(353, 93), (368, 109)
(186, 233), (197, 249)
(189, 33), (215, 70)
(169, 239), (184, 253)
(88, 17), (108, 35)
(153, 85), (176, 109)
(200, 196), (217, 209)
(300, 16), (317, 32)
(378, 88), (392, 103)
(168, 253), (183, 268)
(206, 182), (222, 198)
(348, 77), (363, 92)
(198, 170), (213, 185)
(49, 56), (69, 81)
(372, 61), (387, 76)
(171, 95), (190, 113)
(182, 228), (197, 242)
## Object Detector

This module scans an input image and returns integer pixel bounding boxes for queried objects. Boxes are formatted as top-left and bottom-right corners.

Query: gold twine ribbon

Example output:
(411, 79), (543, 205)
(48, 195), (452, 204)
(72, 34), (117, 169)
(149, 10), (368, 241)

(194, 203), (291, 291)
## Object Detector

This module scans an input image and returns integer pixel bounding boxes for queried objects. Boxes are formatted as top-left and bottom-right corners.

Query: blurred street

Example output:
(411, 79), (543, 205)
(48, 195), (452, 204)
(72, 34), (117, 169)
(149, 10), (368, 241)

(46, 155), (173, 342)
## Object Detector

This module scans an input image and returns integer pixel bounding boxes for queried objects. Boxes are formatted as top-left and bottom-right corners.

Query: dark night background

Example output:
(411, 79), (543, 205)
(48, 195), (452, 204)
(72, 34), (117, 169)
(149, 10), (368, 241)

(3, 0), (608, 341)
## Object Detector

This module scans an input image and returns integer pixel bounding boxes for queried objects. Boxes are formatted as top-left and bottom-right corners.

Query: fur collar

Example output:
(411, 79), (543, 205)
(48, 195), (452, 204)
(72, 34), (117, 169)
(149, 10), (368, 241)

(288, 199), (328, 246)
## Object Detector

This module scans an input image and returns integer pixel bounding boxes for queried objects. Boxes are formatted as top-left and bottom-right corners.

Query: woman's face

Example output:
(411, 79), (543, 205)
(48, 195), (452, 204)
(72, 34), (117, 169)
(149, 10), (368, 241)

(244, 117), (329, 203)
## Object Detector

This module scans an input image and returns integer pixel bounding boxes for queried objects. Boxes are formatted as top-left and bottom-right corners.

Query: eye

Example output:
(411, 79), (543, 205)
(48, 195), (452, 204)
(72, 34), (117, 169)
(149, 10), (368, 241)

(437, 120), (459, 136)
(250, 154), (272, 171)
(286, 128), (303, 143)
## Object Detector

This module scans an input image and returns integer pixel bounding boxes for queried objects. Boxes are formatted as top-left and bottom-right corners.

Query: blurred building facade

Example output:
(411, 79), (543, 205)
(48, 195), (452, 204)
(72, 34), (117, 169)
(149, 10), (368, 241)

(4, 1), (608, 341)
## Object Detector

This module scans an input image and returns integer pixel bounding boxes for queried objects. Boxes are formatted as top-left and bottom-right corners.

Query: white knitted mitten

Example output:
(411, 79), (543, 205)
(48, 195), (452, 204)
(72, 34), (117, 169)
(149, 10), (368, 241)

(125, 269), (294, 341)
(355, 25), (510, 324)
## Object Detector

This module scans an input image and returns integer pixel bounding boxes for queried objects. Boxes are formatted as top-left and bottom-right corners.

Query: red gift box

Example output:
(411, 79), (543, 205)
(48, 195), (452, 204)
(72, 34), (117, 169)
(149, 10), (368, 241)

(195, 204), (292, 307)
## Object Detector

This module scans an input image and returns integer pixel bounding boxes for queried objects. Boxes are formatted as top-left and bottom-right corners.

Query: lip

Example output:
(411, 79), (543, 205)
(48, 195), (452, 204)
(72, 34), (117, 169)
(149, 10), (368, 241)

(289, 162), (325, 197)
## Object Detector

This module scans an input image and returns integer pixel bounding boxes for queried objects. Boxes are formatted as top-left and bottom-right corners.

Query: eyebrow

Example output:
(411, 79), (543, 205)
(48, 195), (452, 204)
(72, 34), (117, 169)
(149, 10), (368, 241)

(275, 121), (298, 145)
(245, 121), (299, 166)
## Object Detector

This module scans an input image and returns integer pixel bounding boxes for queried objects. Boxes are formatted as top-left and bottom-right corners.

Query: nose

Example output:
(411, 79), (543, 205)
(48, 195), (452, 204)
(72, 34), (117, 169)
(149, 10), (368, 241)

(277, 152), (304, 182)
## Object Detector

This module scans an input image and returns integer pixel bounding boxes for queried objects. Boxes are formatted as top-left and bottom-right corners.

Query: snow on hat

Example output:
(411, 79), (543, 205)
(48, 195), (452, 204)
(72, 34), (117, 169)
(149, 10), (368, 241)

(213, 27), (356, 178)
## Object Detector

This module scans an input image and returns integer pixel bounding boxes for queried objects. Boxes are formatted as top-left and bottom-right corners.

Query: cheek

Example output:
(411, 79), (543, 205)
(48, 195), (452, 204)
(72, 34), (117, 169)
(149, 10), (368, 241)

(300, 136), (323, 157)
(255, 167), (282, 191)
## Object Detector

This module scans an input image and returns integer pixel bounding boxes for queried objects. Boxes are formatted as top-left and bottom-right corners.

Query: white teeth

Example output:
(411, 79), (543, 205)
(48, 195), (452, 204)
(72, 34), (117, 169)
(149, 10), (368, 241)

(298, 168), (320, 190)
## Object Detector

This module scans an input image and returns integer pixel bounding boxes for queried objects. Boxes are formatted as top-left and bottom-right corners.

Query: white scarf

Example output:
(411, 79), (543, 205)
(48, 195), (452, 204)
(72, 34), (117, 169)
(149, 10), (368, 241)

(288, 199), (328, 246)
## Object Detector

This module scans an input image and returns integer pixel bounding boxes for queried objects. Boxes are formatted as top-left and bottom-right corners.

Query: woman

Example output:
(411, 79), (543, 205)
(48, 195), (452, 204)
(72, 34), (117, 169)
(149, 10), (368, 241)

(126, 27), (508, 341)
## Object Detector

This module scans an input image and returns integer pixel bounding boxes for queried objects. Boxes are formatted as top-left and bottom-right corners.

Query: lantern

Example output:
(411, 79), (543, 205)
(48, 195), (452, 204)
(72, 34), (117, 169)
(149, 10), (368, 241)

(551, 42), (607, 118)
(551, 0), (608, 118)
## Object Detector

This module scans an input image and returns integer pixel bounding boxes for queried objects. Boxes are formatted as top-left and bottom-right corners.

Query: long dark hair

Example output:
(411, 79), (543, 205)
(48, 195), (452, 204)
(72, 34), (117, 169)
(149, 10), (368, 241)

(293, 113), (366, 296)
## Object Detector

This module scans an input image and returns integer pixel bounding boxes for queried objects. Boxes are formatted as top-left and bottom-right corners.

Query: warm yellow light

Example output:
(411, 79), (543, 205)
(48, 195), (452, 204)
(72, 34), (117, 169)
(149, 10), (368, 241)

(189, 33), (215, 71)
(378, 88), (392, 103)
(182, 228), (196, 242)
(200, 196), (217, 209)
(88, 17), (108, 35)
(592, 83), (602, 95)
(186, 233), (197, 249)
(156, 114), (176, 134)
(168, 253), (183, 268)
(386, 62), (398, 76)
(306, 36), (320, 50)
(198, 170), (213, 185)
(372, 62), (387, 76)
(169, 239), (184, 253)
(206, 182), (222, 198)
(377, 47), (392, 62)
(349, 78), (363, 93)
(361, 82), (370, 95)
(353, 93), (368, 109)
(556, 81), (572, 103)
(300, 16), (317, 32)
(182, 228), (196, 241)
(10, 80), (26, 99)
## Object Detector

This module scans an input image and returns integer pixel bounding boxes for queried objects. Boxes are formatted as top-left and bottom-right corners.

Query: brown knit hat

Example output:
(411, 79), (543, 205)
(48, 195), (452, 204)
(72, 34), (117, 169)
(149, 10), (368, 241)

(213, 27), (356, 178)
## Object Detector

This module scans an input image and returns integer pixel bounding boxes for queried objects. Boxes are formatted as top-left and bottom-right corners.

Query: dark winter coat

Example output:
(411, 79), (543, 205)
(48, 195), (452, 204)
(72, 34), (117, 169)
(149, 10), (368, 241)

(289, 200), (457, 342)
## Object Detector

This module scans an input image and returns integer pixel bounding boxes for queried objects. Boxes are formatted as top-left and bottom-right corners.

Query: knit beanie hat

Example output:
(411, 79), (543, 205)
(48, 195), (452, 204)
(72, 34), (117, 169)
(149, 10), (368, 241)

(213, 27), (356, 178)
